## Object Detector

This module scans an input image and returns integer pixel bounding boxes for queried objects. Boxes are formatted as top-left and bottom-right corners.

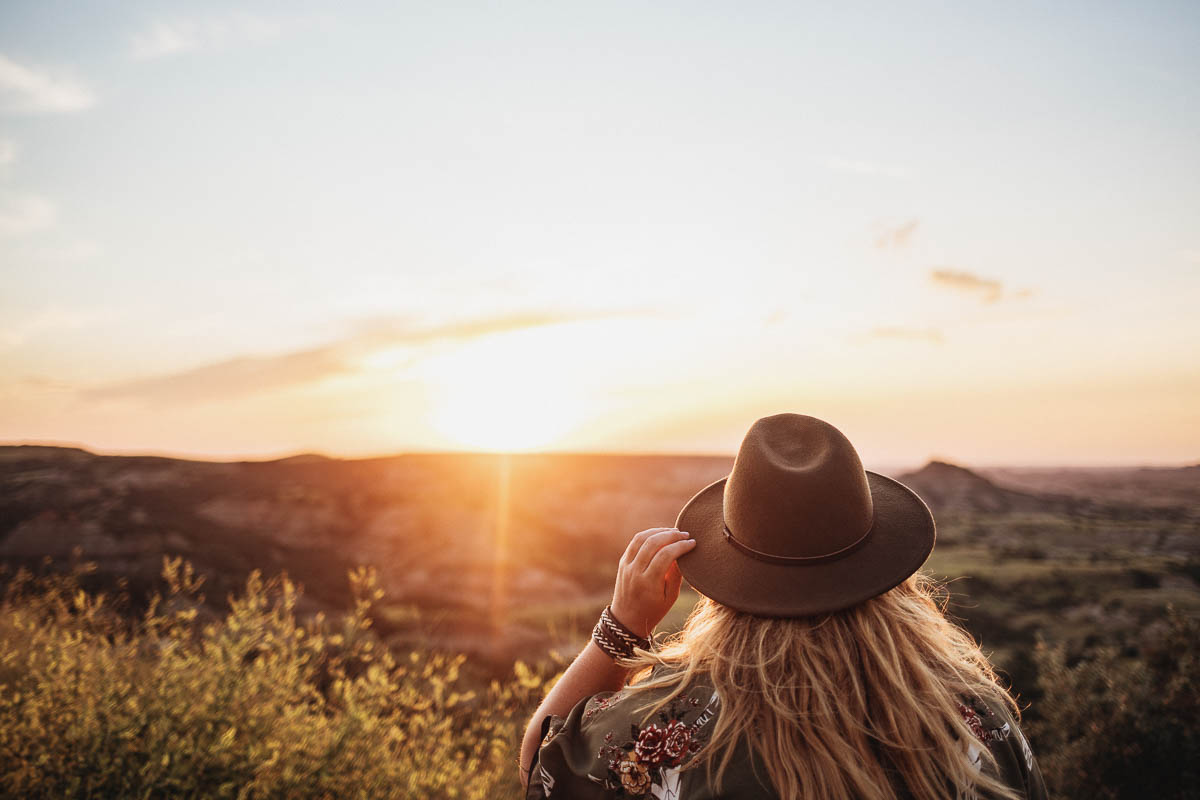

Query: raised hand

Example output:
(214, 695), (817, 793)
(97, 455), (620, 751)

(609, 527), (696, 639)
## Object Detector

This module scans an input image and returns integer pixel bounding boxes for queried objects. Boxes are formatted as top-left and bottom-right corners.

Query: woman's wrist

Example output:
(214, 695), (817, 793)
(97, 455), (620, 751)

(593, 605), (653, 662)
(608, 601), (654, 639)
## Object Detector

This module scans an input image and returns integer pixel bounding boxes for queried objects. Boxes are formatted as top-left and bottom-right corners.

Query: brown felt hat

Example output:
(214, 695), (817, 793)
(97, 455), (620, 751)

(675, 412), (936, 617)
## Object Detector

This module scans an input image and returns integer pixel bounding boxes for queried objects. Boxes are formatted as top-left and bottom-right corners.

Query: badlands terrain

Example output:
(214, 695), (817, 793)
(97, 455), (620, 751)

(1, 445), (1196, 688)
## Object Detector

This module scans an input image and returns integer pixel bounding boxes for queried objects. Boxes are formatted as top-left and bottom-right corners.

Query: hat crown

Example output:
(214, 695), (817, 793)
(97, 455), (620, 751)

(722, 413), (874, 560)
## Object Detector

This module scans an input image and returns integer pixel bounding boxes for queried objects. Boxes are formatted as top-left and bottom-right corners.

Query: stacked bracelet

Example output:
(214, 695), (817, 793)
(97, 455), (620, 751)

(592, 605), (652, 661)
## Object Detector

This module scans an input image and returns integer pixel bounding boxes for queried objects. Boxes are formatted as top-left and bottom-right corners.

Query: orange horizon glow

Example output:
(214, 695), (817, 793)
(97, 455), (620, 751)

(2, 6), (1197, 471)
(9, 312), (1195, 469)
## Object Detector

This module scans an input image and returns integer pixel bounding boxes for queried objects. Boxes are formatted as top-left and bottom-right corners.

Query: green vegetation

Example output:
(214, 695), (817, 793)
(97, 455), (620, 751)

(1029, 610), (1199, 800)
(2, 547), (1197, 798)
(0, 559), (553, 799)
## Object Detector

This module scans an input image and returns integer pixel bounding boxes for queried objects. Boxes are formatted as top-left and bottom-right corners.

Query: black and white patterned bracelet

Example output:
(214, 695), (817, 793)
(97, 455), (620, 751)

(591, 605), (652, 661)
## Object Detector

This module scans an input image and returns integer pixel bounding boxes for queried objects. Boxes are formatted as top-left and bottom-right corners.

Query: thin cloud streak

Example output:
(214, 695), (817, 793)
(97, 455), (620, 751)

(865, 326), (945, 343)
(874, 219), (920, 250)
(0, 306), (108, 348)
(0, 194), (55, 237)
(929, 269), (1036, 303)
(930, 268), (1002, 297)
(130, 24), (201, 60)
(931, 268), (1018, 304)
(0, 54), (96, 113)
(83, 345), (351, 407)
(81, 308), (651, 407)
(129, 13), (291, 60)
(12, 375), (76, 391)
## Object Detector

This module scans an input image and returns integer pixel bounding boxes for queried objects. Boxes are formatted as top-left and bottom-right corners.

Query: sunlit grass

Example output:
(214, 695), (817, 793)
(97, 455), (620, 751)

(0, 559), (558, 799)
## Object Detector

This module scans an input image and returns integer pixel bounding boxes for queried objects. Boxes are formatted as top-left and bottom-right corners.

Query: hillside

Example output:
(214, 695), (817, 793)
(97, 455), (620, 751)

(2, 445), (1196, 668)
(0, 445), (733, 663)
(894, 459), (1185, 520)
(0, 444), (1196, 799)
(977, 464), (1200, 510)
(897, 460), (1060, 514)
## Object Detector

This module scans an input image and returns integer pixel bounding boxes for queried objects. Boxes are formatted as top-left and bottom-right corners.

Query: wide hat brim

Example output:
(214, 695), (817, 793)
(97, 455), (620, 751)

(674, 470), (936, 617)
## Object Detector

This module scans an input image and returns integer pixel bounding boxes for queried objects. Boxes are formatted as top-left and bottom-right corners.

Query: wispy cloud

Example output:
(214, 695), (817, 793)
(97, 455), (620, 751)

(129, 24), (198, 60)
(0, 138), (15, 172)
(83, 344), (350, 406)
(930, 268), (1002, 300)
(763, 308), (790, 327)
(130, 13), (289, 60)
(0, 194), (54, 237)
(0, 54), (96, 113)
(24, 240), (102, 264)
(823, 156), (912, 179)
(866, 326), (944, 343)
(929, 268), (1034, 304)
(347, 308), (646, 345)
(0, 306), (108, 348)
(11, 374), (76, 392)
(80, 308), (648, 407)
(874, 219), (919, 250)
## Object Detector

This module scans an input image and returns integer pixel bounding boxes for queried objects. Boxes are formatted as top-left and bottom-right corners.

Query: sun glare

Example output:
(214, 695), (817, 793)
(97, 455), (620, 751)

(420, 329), (588, 452)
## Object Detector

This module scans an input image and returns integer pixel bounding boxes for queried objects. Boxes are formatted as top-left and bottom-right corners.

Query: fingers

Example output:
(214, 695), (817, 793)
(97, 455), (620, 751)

(633, 529), (691, 573)
(622, 527), (675, 564)
(630, 529), (685, 572)
(664, 561), (683, 597)
(645, 537), (697, 581)
(611, 528), (694, 640)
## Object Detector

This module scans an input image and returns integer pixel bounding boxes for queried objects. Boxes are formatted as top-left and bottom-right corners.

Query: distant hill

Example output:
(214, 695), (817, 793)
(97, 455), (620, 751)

(894, 459), (1191, 521)
(976, 464), (1200, 511)
(895, 460), (1073, 514)
(270, 453), (337, 465)
(0, 444), (735, 663)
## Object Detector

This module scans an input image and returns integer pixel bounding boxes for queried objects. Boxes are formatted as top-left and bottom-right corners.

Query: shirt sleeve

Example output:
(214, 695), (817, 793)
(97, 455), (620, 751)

(994, 713), (1048, 800)
(524, 691), (620, 800)
(523, 713), (558, 799)
(970, 697), (1049, 800)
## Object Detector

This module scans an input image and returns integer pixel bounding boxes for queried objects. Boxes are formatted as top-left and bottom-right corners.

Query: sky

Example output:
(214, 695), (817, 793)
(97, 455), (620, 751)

(1, 0), (1198, 467)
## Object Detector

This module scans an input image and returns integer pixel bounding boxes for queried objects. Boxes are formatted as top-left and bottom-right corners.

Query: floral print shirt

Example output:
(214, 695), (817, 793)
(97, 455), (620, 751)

(524, 664), (1047, 799)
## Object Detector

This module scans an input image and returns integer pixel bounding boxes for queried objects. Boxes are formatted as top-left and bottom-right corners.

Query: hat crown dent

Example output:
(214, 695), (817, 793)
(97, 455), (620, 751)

(722, 414), (875, 560)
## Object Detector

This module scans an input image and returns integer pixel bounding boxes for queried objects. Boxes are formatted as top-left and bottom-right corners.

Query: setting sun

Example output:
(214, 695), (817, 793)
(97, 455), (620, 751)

(421, 330), (589, 452)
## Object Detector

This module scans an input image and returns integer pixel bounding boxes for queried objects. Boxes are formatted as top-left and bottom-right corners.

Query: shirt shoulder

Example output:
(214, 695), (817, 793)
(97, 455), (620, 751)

(959, 694), (1048, 800)
(527, 664), (725, 799)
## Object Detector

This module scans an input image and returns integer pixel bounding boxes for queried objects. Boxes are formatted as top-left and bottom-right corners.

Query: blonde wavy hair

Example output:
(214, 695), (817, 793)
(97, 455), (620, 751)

(621, 572), (1023, 800)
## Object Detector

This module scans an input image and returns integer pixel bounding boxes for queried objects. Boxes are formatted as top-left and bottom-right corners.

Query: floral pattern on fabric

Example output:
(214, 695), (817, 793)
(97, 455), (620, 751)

(587, 695), (709, 797)
(584, 691), (627, 722)
(959, 697), (1012, 744)
(959, 701), (989, 743)
(527, 669), (1045, 800)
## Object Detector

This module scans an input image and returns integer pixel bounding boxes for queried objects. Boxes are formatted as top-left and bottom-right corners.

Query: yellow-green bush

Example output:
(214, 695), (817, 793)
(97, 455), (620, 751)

(0, 558), (553, 799)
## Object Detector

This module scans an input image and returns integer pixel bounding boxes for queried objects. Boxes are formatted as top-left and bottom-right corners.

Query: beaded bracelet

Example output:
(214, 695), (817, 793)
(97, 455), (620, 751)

(591, 605), (652, 661)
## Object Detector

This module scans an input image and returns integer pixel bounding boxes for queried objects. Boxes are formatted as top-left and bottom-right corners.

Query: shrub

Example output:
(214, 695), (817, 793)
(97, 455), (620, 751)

(0, 558), (551, 799)
(1028, 608), (1200, 800)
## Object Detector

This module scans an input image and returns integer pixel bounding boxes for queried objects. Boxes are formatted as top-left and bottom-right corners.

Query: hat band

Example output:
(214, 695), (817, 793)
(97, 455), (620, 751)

(722, 521), (873, 565)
